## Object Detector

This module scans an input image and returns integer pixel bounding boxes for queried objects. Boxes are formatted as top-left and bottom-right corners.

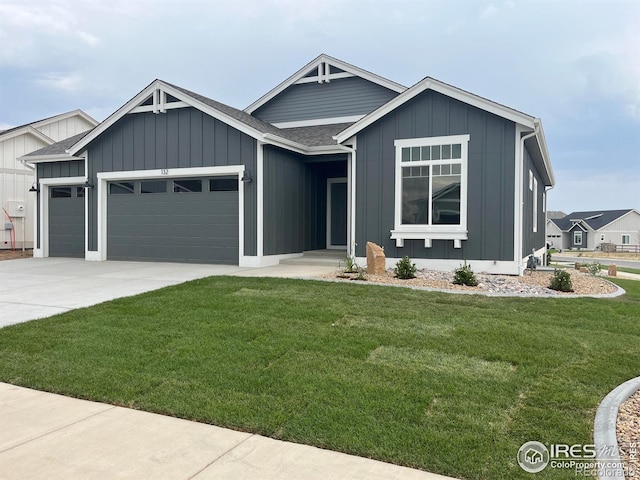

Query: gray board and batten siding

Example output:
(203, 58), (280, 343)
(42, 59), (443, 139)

(262, 145), (347, 255)
(84, 107), (257, 256)
(253, 77), (400, 124)
(355, 89), (516, 261)
(521, 144), (547, 257)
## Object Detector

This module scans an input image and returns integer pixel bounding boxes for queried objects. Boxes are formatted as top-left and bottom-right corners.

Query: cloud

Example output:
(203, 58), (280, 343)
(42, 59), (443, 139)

(479, 4), (498, 20)
(0, 1), (100, 67)
(35, 73), (86, 93)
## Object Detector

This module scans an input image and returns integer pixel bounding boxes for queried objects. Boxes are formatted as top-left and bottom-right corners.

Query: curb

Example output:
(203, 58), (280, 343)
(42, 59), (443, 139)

(593, 376), (640, 480)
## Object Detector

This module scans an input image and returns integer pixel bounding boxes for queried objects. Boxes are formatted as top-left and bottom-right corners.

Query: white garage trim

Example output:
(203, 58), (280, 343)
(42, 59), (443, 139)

(94, 166), (248, 265)
(33, 176), (85, 258)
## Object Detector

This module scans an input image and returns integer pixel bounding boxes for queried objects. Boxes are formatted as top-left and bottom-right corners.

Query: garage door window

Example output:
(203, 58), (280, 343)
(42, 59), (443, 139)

(76, 187), (85, 198)
(51, 187), (72, 198)
(174, 179), (202, 193)
(141, 180), (167, 194)
(110, 182), (135, 194)
(210, 177), (238, 192)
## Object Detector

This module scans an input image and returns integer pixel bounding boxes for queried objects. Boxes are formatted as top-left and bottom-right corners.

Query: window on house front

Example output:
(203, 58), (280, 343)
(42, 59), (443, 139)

(574, 230), (583, 245)
(391, 135), (470, 247)
(622, 235), (630, 245)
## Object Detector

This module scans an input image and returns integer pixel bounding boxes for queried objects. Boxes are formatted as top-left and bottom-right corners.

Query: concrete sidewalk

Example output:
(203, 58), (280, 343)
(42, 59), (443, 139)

(0, 383), (456, 480)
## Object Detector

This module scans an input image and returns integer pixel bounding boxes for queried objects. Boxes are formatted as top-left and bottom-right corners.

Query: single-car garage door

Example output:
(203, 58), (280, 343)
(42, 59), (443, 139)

(107, 177), (239, 264)
(49, 185), (85, 257)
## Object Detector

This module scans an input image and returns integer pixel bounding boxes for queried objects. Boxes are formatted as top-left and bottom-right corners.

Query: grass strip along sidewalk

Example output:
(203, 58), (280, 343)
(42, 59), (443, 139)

(0, 276), (638, 479)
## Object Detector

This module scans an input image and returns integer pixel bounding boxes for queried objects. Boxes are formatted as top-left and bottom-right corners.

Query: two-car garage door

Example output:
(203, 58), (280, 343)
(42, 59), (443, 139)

(107, 177), (239, 264)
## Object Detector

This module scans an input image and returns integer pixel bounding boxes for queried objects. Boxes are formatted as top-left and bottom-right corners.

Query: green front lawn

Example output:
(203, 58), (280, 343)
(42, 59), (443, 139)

(0, 277), (638, 479)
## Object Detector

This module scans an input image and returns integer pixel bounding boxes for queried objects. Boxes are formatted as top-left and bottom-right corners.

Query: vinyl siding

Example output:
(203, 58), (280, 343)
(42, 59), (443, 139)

(253, 77), (399, 124)
(355, 89), (516, 261)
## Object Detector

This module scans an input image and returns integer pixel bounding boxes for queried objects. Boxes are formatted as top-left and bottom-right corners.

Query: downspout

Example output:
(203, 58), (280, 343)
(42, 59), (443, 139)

(335, 143), (356, 259)
(517, 127), (539, 273)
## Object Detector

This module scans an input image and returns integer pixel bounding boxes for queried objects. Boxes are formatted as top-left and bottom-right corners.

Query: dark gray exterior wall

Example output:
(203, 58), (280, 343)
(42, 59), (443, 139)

(521, 145), (547, 257)
(36, 160), (85, 248)
(355, 89), (516, 261)
(263, 146), (306, 255)
(37, 160), (85, 179)
(263, 146), (347, 255)
(85, 108), (257, 255)
(253, 77), (399, 124)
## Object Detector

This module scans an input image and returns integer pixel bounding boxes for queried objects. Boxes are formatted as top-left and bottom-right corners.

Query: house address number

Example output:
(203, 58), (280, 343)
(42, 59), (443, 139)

(160, 169), (169, 175)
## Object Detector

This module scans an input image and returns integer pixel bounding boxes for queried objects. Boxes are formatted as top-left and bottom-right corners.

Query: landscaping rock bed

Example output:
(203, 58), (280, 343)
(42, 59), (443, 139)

(617, 390), (639, 479)
(323, 268), (619, 296)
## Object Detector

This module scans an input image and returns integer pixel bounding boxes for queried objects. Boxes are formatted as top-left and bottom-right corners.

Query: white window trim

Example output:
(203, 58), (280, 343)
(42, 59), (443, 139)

(622, 234), (630, 245)
(391, 134), (469, 248)
(574, 230), (583, 246)
(533, 177), (538, 233)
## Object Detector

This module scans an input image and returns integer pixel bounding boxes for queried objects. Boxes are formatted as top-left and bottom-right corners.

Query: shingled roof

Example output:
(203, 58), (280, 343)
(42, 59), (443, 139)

(551, 210), (635, 231)
(167, 82), (345, 148)
(24, 130), (93, 157)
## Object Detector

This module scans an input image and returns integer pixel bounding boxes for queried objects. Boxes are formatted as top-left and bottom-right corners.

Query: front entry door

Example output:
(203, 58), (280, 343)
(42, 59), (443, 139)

(327, 178), (347, 249)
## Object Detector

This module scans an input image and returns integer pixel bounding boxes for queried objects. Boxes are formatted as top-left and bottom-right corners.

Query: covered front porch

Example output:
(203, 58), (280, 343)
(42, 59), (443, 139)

(260, 147), (351, 263)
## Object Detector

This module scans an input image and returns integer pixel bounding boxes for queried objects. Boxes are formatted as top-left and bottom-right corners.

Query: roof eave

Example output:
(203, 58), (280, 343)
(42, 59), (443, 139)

(533, 119), (555, 187)
(335, 77), (538, 144)
(69, 80), (272, 157)
(19, 153), (80, 164)
(0, 126), (54, 144)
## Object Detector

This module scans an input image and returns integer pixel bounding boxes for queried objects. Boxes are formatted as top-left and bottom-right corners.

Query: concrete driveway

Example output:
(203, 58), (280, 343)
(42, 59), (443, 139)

(0, 258), (247, 328)
(0, 258), (337, 328)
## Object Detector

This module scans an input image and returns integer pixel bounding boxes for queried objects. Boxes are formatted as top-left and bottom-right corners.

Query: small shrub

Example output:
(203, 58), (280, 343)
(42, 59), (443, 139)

(343, 255), (358, 273)
(355, 267), (367, 281)
(546, 250), (552, 265)
(549, 269), (574, 292)
(394, 256), (417, 279)
(585, 261), (601, 276)
(453, 262), (478, 287)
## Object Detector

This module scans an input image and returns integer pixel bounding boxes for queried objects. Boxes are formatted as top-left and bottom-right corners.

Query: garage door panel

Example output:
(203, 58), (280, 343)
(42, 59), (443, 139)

(49, 189), (84, 258)
(107, 179), (239, 264)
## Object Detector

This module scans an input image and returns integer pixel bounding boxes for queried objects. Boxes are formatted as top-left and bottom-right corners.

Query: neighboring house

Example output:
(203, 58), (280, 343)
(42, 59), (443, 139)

(22, 54), (553, 274)
(1, 111), (97, 249)
(547, 209), (640, 251)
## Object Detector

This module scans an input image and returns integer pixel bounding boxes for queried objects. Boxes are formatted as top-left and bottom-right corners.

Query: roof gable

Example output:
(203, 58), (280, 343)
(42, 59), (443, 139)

(0, 110), (97, 141)
(244, 54), (407, 116)
(334, 76), (554, 187)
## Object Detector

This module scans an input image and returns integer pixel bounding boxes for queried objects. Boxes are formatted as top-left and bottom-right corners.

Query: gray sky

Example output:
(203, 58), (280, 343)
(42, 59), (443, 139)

(1, 0), (638, 213)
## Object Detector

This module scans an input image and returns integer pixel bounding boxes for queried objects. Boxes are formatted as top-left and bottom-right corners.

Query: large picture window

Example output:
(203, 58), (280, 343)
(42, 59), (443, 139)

(392, 135), (469, 248)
